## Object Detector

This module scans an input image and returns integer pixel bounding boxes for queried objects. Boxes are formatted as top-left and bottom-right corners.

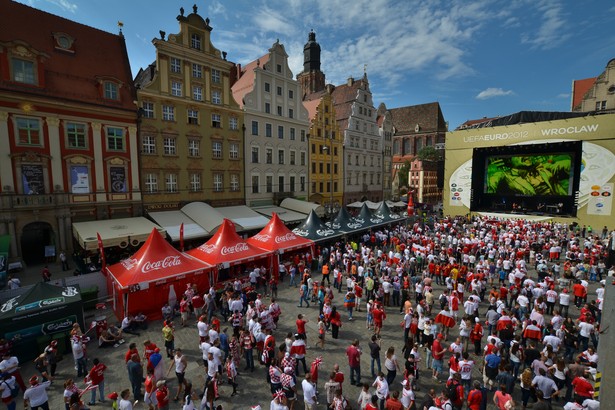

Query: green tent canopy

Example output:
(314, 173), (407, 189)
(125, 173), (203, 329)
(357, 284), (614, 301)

(0, 282), (84, 360)
(0, 235), (9, 288)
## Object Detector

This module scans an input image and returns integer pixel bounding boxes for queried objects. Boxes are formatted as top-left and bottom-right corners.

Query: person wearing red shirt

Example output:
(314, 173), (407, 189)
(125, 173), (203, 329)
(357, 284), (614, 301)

(346, 339), (362, 386)
(571, 374), (594, 400)
(365, 394), (379, 410)
(573, 281), (586, 308)
(372, 304), (386, 337)
(143, 340), (158, 371)
(384, 390), (403, 410)
(87, 358), (107, 406)
(154, 380), (169, 409)
(431, 333), (446, 381)
(191, 293), (205, 317)
(333, 363), (345, 394)
(124, 343), (141, 364)
(467, 381), (483, 410)
(143, 368), (157, 410)
(296, 314), (308, 339)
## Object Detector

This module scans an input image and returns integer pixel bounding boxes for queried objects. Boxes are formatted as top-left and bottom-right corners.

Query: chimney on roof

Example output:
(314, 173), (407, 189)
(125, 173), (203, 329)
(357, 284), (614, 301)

(326, 84), (335, 94)
(347, 77), (354, 86)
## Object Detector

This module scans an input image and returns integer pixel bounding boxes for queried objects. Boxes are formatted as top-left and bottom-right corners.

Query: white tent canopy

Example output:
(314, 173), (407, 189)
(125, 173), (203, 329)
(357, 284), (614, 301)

(181, 202), (227, 233)
(347, 201), (363, 208)
(217, 206), (270, 231)
(147, 211), (208, 241)
(253, 206), (308, 223)
(280, 198), (325, 218)
(73, 217), (165, 250)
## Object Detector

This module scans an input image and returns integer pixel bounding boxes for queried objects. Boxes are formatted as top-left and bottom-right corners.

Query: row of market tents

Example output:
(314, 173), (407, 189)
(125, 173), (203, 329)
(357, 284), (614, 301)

(105, 202), (406, 321)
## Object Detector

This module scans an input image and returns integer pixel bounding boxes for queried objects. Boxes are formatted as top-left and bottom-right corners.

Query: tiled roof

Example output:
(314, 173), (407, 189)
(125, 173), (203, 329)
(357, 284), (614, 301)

(230, 53), (270, 108)
(0, 0), (135, 111)
(390, 102), (447, 135)
(571, 77), (596, 110)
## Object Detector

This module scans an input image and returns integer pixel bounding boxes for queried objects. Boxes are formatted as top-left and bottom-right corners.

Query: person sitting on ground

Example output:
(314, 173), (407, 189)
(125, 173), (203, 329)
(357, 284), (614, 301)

(107, 324), (123, 341)
(98, 330), (117, 348)
(134, 312), (148, 330)
(121, 315), (141, 336)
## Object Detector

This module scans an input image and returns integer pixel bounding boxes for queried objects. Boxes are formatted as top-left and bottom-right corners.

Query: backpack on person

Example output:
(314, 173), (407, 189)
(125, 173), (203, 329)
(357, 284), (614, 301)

(445, 380), (458, 403)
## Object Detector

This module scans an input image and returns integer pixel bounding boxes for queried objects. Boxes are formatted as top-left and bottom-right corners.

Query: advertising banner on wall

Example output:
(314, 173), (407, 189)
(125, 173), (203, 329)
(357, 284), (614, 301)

(70, 165), (90, 194)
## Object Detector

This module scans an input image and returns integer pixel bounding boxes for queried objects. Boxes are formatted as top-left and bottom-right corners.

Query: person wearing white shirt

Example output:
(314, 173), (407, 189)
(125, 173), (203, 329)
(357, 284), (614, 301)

(301, 373), (317, 409)
(372, 373), (389, 409)
(199, 338), (211, 366)
(559, 290), (571, 317)
(23, 376), (52, 409)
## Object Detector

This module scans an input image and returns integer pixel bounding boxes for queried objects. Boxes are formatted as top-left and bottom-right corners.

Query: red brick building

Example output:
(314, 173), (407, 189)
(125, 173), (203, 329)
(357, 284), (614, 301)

(0, 0), (139, 264)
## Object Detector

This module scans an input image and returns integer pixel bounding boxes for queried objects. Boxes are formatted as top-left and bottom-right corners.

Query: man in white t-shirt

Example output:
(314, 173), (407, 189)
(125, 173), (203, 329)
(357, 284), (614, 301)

(301, 373), (317, 409)
(457, 352), (474, 393)
(559, 289), (571, 317)
(23, 376), (52, 409)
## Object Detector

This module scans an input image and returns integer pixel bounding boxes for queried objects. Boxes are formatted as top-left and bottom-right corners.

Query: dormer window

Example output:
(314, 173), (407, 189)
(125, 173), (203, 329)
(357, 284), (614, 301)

(190, 33), (201, 50)
(12, 58), (36, 84)
(103, 81), (119, 100)
(53, 32), (75, 52)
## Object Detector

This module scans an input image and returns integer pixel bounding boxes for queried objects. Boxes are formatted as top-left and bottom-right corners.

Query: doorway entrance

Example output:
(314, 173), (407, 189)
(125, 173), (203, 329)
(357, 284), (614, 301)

(21, 221), (55, 265)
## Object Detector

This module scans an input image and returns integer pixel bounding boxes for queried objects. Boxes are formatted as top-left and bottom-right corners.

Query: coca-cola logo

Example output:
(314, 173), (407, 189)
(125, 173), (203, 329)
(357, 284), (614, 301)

(275, 233), (297, 243)
(221, 243), (249, 255)
(121, 258), (138, 270)
(142, 256), (181, 273)
(252, 234), (271, 243)
(199, 244), (216, 254)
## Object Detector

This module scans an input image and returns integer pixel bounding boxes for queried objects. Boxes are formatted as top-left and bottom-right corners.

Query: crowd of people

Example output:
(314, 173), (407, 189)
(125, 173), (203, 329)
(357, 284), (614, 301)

(0, 215), (612, 410)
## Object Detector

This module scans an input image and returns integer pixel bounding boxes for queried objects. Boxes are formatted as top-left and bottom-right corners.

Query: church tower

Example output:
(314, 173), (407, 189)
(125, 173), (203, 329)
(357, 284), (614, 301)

(297, 30), (326, 96)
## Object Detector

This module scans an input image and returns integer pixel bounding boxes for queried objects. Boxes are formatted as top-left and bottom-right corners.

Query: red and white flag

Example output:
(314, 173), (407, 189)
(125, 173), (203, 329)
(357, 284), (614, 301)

(179, 223), (185, 252)
(96, 232), (106, 272)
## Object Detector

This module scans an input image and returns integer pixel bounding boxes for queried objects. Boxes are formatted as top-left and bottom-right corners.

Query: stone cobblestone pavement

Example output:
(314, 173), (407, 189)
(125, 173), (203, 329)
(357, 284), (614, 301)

(11, 263), (586, 409)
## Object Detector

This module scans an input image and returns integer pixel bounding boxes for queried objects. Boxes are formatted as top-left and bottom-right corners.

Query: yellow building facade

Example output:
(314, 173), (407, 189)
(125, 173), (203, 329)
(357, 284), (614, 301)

(135, 5), (244, 212)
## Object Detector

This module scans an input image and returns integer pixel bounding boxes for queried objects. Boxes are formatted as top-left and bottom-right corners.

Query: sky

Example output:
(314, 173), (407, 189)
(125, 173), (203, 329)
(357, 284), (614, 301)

(18, 0), (615, 129)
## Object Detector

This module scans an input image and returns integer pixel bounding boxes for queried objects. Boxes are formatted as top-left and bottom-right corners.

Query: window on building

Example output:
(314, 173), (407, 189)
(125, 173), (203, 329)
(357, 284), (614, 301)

(192, 63), (202, 78)
(190, 173), (201, 192)
(266, 148), (273, 164)
(251, 120), (258, 135)
(212, 141), (222, 158)
(278, 149), (284, 164)
(347, 175), (352, 185)
(142, 102), (154, 118)
(326, 181), (331, 193)
(162, 105), (175, 121)
(266, 175), (273, 193)
(166, 173), (178, 193)
(188, 109), (199, 125)
(289, 89), (294, 99)
(223, 141), (236, 160)
(311, 144), (316, 154)
(288, 108), (294, 118)
(170, 57), (181, 73)
(188, 139), (200, 157)
(193, 86), (203, 101)
(251, 147), (259, 163)
(334, 164), (338, 174)
(312, 162), (316, 173)
(300, 176), (306, 191)
(319, 163), (323, 173)
(265, 103), (271, 114)
(290, 176), (295, 192)
(278, 125), (284, 139)
(265, 123), (272, 137)
(142, 135), (156, 154)
(326, 163), (330, 174)
(191, 33), (201, 50)
(290, 150), (296, 165)
(290, 128), (296, 140)
(277, 106), (283, 116)
(276, 64), (282, 73)
(104, 82), (119, 100)
(312, 181), (316, 193)
(11, 58), (35, 84)
(403, 139), (411, 155)
(145, 173), (158, 193)
(252, 175), (259, 193)
(596, 101), (607, 110)
(265, 82), (270, 92)
(106, 127), (124, 151)
(211, 69), (221, 84)
(171, 81), (182, 97)
(301, 130), (306, 142)
(212, 114), (221, 128)
(230, 174), (239, 191)
(277, 86), (282, 96)
(319, 182), (324, 192)
(16, 117), (40, 146)
(300, 152), (306, 166)
(212, 90), (221, 105)
(163, 137), (176, 155)
(213, 173), (223, 192)
(278, 176), (285, 192)
(66, 122), (87, 149)
(229, 116), (238, 130)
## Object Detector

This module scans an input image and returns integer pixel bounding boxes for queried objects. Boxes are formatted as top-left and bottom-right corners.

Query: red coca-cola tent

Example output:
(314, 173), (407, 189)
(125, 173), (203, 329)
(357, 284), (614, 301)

(106, 228), (212, 320)
(247, 213), (314, 281)
(187, 219), (272, 286)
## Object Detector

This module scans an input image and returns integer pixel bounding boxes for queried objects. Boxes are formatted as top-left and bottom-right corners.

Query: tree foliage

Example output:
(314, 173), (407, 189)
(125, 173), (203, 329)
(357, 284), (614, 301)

(398, 160), (411, 188)
(417, 146), (439, 162)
